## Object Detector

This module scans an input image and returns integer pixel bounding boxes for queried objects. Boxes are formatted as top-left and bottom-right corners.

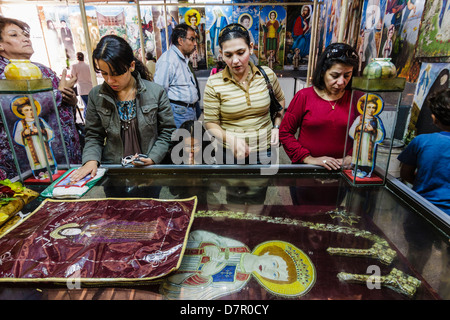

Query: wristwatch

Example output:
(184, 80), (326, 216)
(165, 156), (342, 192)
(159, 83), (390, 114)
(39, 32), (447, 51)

(273, 125), (280, 129)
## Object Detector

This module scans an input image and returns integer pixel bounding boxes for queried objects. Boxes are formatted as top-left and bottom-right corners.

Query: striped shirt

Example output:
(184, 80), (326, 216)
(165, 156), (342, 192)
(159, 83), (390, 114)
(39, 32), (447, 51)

(203, 63), (285, 151)
(154, 45), (199, 104)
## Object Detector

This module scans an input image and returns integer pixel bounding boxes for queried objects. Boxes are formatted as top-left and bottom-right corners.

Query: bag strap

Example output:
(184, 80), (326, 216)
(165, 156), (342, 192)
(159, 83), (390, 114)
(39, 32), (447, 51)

(75, 104), (85, 124)
(257, 65), (274, 91)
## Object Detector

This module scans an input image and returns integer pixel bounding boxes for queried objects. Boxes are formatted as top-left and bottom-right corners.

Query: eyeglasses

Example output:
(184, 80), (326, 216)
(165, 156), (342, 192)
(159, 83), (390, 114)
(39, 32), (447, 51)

(218, 23), (248, 38)
(326, 48), (359, 60)
(185, 36), (197, 42)
(121, 154), (148, 166)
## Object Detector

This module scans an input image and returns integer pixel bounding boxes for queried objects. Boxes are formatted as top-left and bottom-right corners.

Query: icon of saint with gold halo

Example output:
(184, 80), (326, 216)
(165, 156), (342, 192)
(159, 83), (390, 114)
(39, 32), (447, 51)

(11, 96), (57, 179)
(160, 230), (316, 300)
(185, 9), (205, 62)
(262, 10), (282, 61)
(349, 93), (385, 179)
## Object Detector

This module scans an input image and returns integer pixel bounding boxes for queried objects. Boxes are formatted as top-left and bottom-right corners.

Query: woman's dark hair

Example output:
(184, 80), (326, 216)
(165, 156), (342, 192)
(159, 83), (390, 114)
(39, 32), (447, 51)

(311, 42), (359, 90)
(92, 35), (150, 81)
(171, 23), (195, 46)
(429, 88), (450, 126)
(218, 23), (251, 49)
(0, 17), (30, 41)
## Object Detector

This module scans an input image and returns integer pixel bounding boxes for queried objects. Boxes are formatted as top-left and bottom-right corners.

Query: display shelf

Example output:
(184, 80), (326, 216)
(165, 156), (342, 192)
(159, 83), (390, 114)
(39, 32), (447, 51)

(0, 79), (53, 94)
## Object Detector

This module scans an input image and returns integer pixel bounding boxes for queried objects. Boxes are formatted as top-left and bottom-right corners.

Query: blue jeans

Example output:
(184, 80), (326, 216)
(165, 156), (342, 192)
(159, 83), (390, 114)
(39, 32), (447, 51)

(171, 103), (197, 128)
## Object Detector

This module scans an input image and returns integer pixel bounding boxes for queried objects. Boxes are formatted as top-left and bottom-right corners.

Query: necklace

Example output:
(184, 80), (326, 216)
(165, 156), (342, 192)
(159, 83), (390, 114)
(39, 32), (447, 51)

(328, 100), (338, 110)
(236, 68), (251, 87)
(316, 88), (342, 110)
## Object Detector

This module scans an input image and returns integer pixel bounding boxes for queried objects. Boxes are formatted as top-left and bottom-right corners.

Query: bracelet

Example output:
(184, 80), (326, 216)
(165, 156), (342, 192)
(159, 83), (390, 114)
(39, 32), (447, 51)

(273, 125), (280, 129)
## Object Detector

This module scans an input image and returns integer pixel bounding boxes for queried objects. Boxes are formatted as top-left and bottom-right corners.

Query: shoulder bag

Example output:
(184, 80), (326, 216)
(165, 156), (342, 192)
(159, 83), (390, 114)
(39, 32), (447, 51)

(257, 65), (283, 124)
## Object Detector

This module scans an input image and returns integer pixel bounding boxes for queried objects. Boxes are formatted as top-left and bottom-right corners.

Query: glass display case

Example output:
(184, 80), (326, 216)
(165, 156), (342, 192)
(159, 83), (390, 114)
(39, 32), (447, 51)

(343, 77), (406, 186)
(0, 165), (447, 301)
(0, 79), (69, 183)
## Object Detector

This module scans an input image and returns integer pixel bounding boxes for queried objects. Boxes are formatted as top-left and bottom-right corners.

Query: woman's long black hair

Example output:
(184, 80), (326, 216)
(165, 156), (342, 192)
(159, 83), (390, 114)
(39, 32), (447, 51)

(92, 35), (151, 81)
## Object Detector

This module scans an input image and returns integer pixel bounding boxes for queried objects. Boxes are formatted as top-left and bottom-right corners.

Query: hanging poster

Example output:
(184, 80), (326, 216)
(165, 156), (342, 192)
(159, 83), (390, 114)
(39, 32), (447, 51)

(357, 0), (387, 74)
(205, 6), (233, 66)
(232, 6), (260, 65)
(123, 6), (141, 57)
(38, 6), (68, 74)
(180, 7), (207, 70)
(416, 0), (450, 58)
(85, 6), (101, 52)
(404, 63), (450, 143)
(285, 4), (312, 70)
(380, 0), (425, 79)
(152, 6), (179, 58)
(140, 6), (157, 62)
(343, 0), (363, 47)
(95, 6), (127, 38)
(259, 5), (286, 70)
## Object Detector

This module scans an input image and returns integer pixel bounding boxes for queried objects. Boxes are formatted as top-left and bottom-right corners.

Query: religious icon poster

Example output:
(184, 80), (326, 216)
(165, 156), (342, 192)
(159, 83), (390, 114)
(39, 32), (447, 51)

(259, 5), (286, 70)
(379, 0), (426, 80)
(179, 7), (207, 70)
(285, 4), (313, 70)
(0, 92), (68, 180)
(405, 62), (450, 143)
(416, 0), (450, 58)
(205, 5), (233, 67)
(357, 0), (387, 74)
(152, 6), (179, 58)
(140, 6), (157, 62)
(232, 6), (260, 66)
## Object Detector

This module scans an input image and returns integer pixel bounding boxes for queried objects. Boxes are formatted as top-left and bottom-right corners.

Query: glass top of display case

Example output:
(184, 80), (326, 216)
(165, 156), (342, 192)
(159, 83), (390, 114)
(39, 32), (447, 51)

(0, 165), (448, 301)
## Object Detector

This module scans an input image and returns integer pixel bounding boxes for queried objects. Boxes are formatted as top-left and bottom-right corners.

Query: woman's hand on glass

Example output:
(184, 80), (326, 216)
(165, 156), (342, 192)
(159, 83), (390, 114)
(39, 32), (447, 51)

(70, 160), (98, 183)
(303, 155), (342, 171)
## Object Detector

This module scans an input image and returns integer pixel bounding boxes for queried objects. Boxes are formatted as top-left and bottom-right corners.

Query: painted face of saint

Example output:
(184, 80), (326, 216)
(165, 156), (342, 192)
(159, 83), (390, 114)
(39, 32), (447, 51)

(60, 227), (82, 237)
(255, 252), (289, 282)
(366, 102), (377, 117)
(20, 105), (34, 120)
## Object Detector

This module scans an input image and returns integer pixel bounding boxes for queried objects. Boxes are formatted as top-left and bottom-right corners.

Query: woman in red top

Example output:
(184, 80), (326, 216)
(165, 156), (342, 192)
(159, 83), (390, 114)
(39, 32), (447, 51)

(279, 42), (360, 170)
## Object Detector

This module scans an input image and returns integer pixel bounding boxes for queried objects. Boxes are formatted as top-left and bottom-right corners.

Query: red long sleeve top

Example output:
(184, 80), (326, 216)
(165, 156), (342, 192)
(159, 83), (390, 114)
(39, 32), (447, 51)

(279, 86), (359, 163)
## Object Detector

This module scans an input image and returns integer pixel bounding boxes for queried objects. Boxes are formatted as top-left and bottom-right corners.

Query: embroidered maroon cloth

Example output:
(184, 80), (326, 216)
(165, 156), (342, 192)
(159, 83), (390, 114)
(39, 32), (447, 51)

(0, 197), (196, 283)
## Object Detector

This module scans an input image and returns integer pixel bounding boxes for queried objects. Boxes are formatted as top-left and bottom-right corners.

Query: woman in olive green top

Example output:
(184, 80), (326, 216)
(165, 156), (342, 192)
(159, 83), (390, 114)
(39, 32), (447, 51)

(70, 35), (175, 182)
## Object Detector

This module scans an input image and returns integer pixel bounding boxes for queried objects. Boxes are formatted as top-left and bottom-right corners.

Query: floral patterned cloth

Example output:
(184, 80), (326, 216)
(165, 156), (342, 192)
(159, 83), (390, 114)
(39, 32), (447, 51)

(0, 56), (82, 180)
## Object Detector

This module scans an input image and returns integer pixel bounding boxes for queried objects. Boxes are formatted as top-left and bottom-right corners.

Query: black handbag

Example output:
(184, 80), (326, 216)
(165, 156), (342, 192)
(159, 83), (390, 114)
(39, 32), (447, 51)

(257, 66), (283, 124)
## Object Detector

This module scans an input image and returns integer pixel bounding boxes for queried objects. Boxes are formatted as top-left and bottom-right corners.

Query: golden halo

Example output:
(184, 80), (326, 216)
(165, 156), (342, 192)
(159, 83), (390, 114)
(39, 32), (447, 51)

(357, 93), (384, 115)
(268, 10), (278, 20)
(11, 96), (41, 119)
(238, 13), (253, 28)
(184, 9), (201, 26)
(50, 223), (80, 240)
(251, 240), (316, 297)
